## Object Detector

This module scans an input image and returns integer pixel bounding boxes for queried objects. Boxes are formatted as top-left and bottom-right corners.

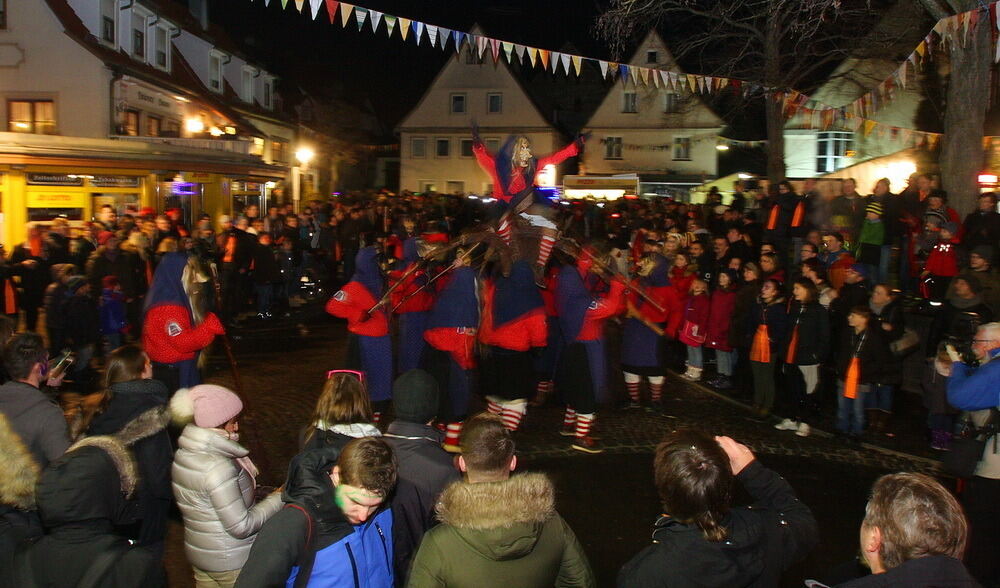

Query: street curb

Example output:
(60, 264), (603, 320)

(669, 370), (944, 470)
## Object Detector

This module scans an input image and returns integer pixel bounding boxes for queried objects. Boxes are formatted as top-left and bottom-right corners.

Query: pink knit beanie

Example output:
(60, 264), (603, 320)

(187, 384), (243, 428)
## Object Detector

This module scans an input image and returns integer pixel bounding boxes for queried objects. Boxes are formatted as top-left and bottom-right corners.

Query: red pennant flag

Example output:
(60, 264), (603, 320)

(324, 0), (339, 23)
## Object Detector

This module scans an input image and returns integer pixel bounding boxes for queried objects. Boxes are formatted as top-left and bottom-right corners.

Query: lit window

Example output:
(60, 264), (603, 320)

(436, 138), (450, 157)
(8, 100), (56, 134)
(450, 94), (466, 114)
(250, 137), (265, 156)
(100, 0), (116, 44)
(154, 26), (168, 69)
(605, 137), (623, 159)
(487, 93), (502, 114)
(209, 54), (223, 92)
(816, 131), (853, 173)
(646, 50), (658, 64)
(622, 92), (637, 113)
(146, 115), (161, 137)
(123, 110), (139, 136)
(460, 139), (474, 157)
(272, 139), (289, 163)
(673, 137), (691, 160)
(419, 181), (437, 193)
(162, 119), (181, 138)
(664, 93), (680, 113)
(410, 137), (426, 158)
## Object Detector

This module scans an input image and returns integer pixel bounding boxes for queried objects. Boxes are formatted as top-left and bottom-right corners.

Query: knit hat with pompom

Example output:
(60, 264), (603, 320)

(169, 385), (243, 428)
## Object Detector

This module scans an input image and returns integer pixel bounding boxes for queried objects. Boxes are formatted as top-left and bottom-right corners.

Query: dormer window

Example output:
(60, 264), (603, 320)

(241, 67), (255, 103)
(262, 78), (274, 110)
(100, 0), (116, 45)
(153, 25), (170, 70)
(208, 52), (225, 92)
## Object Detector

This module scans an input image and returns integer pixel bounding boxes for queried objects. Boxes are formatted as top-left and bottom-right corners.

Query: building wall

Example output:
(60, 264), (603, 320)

(0, 0), (110, 139)
(583, 129), (719, 176)
(784, 129), (821, 178)
(400, 130), (561, 194)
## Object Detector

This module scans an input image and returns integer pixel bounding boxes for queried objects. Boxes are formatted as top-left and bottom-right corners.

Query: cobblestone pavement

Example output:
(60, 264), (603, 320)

(162, 307), (944, 587)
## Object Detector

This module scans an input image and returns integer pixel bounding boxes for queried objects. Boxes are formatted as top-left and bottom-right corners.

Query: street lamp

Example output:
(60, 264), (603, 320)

(185, 118), (205, 134)
(292, 146), (316, 213)
(295, 146), (315, 166)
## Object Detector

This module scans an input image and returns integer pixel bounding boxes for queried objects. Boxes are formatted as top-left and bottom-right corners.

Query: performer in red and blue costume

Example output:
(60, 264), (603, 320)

(622, 253), (682, 412)
(143, 252), (224, 392)
(531, 265), (562, 407)
(555, 252), (625, 454)
(479, 260), (547, 431)
(472, 130), (584, 277)
(325, 247), (393, 422)
(422, 260), (479, 452)
(390, 238), (433, 373)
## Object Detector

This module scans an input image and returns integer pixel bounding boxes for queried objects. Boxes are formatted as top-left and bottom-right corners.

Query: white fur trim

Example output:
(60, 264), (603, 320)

(170, 387), (196, 426)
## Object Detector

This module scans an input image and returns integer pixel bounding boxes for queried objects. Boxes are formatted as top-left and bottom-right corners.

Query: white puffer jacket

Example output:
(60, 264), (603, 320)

(172, 424), (282, 572)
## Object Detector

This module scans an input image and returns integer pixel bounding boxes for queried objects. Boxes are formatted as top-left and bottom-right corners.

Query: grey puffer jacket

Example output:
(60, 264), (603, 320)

(172, 424), (281, 573)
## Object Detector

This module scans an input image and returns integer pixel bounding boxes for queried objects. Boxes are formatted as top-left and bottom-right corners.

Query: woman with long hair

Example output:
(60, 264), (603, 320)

(747, 280), (788, 416)
(301, 371), (379, 452)
(774, 279), (829, 437)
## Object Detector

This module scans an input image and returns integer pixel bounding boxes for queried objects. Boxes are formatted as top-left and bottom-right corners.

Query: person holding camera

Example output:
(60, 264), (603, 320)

(946, 322), (1000, 587)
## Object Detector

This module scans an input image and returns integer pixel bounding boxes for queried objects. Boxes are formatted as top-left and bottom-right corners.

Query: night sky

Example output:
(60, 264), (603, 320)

(199, 0), (617, 132)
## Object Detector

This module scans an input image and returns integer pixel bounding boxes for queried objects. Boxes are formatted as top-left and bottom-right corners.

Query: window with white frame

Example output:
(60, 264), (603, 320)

(241, 68), (254, 103)
(460, 139), (474, 157)
(131, 12), (147, 59)
(604, 136), (623, 159)
(208, 53), (224, 92)
(450, 93), (466, 114)
(816, 131), (853, 173)
(673, 137), (691, 160)
(487, 93), (502, 114)
(410, 137), (426, 158)
(153, 26), (169, 70)
(262, 79), (274, 110)
(664, 93), (680, 113)
(622, 92), (637, 113)
(100, 0), (116, 45)
(435, 138), (450, 157)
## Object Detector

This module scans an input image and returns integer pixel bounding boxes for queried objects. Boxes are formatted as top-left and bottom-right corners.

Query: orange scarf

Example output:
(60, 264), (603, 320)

(223, 235), (236, 263)
(790, 201), (805, 228)
(4, 280), (17, 315)
(843, 357), (861, 399)
(28, 237), (42, 258)
(766, 204), (779, 230)
(785, 325), (799, 364)
(750, 324), (771, 363)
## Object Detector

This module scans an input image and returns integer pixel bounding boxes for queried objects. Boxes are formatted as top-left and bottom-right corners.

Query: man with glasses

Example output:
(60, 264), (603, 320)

(946, 322), (1000, 586)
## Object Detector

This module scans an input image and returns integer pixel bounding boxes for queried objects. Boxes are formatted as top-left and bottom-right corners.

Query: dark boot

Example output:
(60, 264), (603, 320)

(866, 409), (883, 435)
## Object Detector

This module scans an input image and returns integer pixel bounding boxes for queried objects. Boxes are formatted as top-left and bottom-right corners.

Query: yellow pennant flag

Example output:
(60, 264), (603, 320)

(294, 0), (304, 11)
(863, 119), (877, 136)
(571, 55), (582, 75)
(528, 47), (537, 67)
(339, 2), (353, 26)
(399, 17), (410, 40)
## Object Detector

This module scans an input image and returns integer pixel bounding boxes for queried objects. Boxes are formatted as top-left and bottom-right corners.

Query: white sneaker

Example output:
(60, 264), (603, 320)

(774, 418), (798, 431)
(796, 422), (811, 437)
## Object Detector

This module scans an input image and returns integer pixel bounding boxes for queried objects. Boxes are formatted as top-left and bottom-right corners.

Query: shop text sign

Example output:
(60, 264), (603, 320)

(27, 192), (85, 207)
(91, 175), (141, 188)
(26, 173), (84, 186)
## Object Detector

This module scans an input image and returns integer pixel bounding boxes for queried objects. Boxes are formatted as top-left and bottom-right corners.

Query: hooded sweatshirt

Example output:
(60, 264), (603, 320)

(408, 472), (595, 588)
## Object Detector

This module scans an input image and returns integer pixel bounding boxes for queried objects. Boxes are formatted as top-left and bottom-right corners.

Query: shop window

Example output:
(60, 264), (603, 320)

(622, 92), (638, 113)
(100, 0), (116, 44)
(487, 93), (502, 114)
(604, 136), (623, 159)
(460, 139), (474, 157)
(410, 137), (426, 158)
(673, 137), (691, 161)
(146, 115), (161, 137)
(450, 93), (466, 114)
(271, 139), (289, 163)
(123, 110), (139, 136)
(8, 100), (56, 134)
(435, 138), (450, 158)
(162, 119), (180, 138)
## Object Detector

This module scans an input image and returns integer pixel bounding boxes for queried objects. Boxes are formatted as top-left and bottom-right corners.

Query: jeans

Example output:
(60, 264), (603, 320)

(836, 380), (869, 435)
(255, 283), (273, 314)
(715, 350), (735, 376)
(686, 345), (703, 368)
(878, 244), (891, 285)
(865, 384), (894, 412)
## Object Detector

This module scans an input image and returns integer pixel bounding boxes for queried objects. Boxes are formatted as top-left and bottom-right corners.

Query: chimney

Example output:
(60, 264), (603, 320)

(189, 0), (209, 30)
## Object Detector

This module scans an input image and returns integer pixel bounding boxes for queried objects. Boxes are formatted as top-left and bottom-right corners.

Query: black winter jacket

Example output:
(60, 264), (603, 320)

(784, 301), (830, 365)
(618, 460), (818, 588)
(835, 555), (980, 587)
(836, 327), (895, 385)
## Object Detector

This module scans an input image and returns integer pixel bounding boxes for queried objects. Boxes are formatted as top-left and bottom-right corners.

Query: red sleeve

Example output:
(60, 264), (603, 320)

(143, 305), (223, 362)
(537, 140), (580, 169)
(585, 280), (626, 321)
(325, 282), (390, 335)
(663, 289), (683, 339)
(473, 143), (504, 200)
(326, 283), (367, 324)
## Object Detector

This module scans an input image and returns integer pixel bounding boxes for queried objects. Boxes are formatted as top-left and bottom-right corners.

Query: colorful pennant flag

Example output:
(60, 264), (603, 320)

(324, 0), (338, 23)
(339, 2), (353, 27)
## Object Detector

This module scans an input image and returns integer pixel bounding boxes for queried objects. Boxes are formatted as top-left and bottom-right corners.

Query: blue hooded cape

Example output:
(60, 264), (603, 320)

(426, 266), (479, 329)
(556, 264), (592, 342)
(144, 252), (191, 318)
(493, 260), (543, 327)
(352, 247), (385, 299)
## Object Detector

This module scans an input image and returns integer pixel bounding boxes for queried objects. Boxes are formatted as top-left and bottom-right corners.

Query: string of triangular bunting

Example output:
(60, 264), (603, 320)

(253, 0), (1000, 147)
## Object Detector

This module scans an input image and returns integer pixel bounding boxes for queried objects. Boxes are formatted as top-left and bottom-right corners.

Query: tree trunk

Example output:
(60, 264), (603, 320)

(764, 16), (787, 184)
(939, 12), (991, 215)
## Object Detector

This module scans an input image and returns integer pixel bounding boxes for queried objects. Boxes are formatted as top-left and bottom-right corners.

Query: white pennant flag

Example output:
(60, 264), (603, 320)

(550, 52), (561, 73)
(368, 9), (382, 33)
(560, 53), (570, 75)
(426, 24), (438, 47)
(599, 60), (609, 78)
(438, 28), (451, 50)
(385, 15), (396, 37)
(514, 44), (526, 63)
(308, 0), (321, 18)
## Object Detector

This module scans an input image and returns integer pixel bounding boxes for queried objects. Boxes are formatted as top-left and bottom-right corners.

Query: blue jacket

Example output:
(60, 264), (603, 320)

(287, 508), (394, 588)
(947, 348), (1000, 411)
(100, 288), (127, 335)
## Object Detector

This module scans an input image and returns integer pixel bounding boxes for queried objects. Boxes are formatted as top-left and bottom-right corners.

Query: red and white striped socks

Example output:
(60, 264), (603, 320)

(500, 400), (527, 432)
(537, 235), (556, 268)
(563, 407), (577, 429)
(649, 376), (664, 403)
(486, 397), (503, 416)
(575, 413), (595, 439)
(372, 411), (383, 425)
(625, 372), (642, 403)
(497, 218), (512, 244)
(444, 422), (462, 448)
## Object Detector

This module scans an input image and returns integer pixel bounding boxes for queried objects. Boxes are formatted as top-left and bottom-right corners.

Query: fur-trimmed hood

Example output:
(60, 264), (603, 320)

(0, 412), (40, 510)
(435, 473), (556, 561)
